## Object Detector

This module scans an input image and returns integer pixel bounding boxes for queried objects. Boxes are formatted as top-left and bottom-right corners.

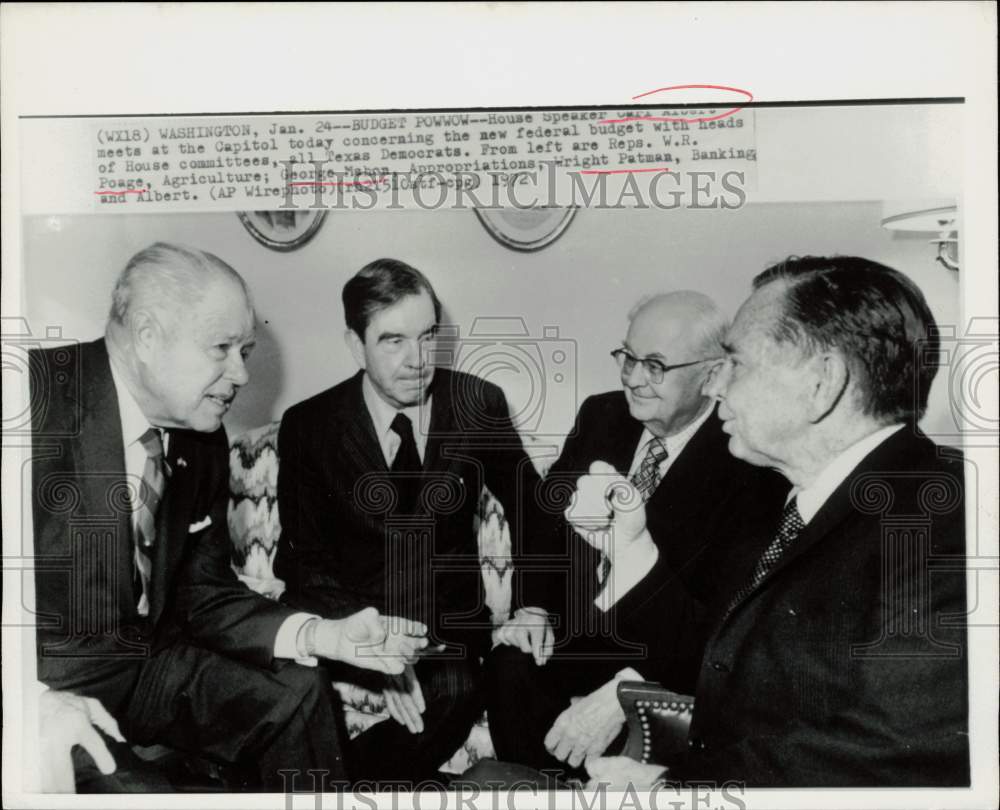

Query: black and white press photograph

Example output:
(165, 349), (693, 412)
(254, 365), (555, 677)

(2, 4), (997, 809)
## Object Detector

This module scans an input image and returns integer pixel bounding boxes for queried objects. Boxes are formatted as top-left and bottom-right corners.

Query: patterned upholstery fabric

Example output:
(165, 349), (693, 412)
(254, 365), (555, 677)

(227, 419), (556, 773)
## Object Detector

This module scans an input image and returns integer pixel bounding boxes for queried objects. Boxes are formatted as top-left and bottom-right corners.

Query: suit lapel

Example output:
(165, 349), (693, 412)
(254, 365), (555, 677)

(75, 342), (137, 617)
(338, 371), (389, 473)
(608, 395), (644, 476)
(147, 431), (190, 626)
(723, 426), (920, 621)
(423, 370), (455, 474)
(647, 409), (721, 516)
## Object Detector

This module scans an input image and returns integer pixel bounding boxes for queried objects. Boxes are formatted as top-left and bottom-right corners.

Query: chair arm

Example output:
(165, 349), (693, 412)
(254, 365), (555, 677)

(617, 681), (694, 764)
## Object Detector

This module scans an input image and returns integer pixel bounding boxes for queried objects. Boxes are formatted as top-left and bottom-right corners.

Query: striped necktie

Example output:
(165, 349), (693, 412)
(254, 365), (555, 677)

(597, 438), (669, 590)
(630, 437), (669, 501)
(134, 427), (167, 616)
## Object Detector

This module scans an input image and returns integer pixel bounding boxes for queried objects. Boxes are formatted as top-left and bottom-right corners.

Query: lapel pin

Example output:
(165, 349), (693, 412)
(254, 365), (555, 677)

(176, 457), (188, 468)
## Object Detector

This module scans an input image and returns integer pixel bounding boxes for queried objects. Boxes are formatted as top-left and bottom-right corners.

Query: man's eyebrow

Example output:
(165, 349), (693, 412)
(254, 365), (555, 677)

(377, 331), (404, 342)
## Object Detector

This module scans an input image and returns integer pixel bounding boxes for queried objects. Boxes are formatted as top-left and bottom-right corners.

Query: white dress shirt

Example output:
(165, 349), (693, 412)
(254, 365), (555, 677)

(108, 355), (314, 662)
(794, 423), (905, 524)
(595, 406), (714, 612)
(362, 373), (432, 465)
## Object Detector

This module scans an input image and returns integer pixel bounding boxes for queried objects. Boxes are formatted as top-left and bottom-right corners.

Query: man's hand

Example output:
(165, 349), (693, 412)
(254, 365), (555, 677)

(492, 606), (554, 665)
(566, 461), (647, 555)
(313, 607), (428, 675)
(382, 663), (426, 734)
(543, 676), (627, 768)
(39, 690), (124, 793)
(584, 756), (666, 790)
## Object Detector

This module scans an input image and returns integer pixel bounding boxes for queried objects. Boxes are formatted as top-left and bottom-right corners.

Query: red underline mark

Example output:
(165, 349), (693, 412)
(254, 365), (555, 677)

(290, 175), (387, 188)
(580, 167), (672, 176)
(599, 84), (753, 125)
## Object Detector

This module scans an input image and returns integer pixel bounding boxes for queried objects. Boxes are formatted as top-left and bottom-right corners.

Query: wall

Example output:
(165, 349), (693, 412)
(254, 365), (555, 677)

(22, 200), (960, 441)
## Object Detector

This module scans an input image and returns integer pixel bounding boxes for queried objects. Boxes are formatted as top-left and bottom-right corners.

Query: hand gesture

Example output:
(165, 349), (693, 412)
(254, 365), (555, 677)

(566, 461), (647, 554)
(584, 755), (667, 790)
(492, 606), (554, 666)
(382, 663), (426, 734)
(543, 677), (626, 768)
(315, 607), (427, 675)
(39, 690), (124, 793)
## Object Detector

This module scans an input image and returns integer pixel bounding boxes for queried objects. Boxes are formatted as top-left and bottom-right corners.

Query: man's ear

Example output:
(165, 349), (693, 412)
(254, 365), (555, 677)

(345, 329), (366, 369)
(130, 309), (161, 363)
(701, 358), (726, 397)
(807, 351), (850, 423)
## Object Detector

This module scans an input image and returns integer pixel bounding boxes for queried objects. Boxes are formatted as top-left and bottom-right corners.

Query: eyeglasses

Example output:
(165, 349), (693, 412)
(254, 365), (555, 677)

(610, 348), (719, 384)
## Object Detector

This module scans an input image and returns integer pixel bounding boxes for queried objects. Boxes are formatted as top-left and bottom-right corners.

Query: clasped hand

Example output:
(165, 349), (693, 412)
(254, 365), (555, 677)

(565, 461), (647, 554)
(492, 606), (554, 665)
(543, 677), (626, 769)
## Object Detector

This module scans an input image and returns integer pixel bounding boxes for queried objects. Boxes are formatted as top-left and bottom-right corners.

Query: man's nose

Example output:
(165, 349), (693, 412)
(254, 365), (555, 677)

(404, 339), (424, 367)
(226, 353), (250, 386)
(622, 360), (646, 389)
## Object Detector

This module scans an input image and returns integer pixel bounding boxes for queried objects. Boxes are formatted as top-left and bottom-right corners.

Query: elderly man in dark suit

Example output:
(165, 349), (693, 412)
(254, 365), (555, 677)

(31, 243), (426, 792)
(582, 256), (969, 787)
(483, 291), (788, 778)
(274, 258), (543, 785)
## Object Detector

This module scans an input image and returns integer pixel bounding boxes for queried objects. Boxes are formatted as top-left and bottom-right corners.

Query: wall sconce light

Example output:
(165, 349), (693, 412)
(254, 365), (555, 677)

(880, 202), (959, 273)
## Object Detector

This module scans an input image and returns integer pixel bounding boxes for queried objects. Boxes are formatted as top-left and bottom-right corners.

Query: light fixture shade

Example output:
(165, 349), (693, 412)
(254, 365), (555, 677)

(880, 201), (959, 233)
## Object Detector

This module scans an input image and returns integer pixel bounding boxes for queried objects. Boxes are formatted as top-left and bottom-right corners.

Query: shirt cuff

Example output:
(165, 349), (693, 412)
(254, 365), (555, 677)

(594, 531), (659, 612)
(615, 666), (644, 681)
(274, 612), (321, 666)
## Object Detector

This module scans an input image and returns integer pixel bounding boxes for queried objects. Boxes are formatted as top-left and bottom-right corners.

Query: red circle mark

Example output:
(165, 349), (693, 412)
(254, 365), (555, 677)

(580, 167), (672, 176)
(599, 84), (753, 124)
(94, 189), (146, 195)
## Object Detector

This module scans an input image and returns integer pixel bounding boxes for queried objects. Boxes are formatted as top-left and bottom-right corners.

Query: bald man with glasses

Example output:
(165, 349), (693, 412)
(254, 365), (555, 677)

(483, 291), (788, 780)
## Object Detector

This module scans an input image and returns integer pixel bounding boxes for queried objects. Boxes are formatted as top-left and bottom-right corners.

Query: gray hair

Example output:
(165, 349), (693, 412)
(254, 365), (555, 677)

(627, 290), (728, 357)
(107, 242), (250, 327)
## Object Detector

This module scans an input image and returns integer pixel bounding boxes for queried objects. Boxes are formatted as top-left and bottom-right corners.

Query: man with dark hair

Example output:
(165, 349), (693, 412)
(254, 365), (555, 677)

(483, 291), (787, 779)
(31, 242), (427, 792)
(580, 255), (968, 787)
(274, 257), (542, 785)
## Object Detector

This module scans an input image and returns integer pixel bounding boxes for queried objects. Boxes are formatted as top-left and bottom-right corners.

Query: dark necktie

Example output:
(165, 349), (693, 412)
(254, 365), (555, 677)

(389, 412), (422, 513)
(725, 496), (805, 618)
(630, 438), (669, 502)
(134, 428), (167, 616)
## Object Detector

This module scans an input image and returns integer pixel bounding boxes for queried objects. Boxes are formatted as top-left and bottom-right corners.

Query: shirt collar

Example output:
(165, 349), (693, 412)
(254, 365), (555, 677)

(795, 423), (904, 524)
(108, 354), (157, 449)
(361, 373), (430, 439)
(640, 404), (714, 459)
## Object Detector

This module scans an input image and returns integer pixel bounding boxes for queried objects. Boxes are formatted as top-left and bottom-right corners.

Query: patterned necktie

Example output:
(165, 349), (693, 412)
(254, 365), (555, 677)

(134, 428), (167, 616)
(725, 496), (805, 618)
(630, 438), (669, 501)
(390, 413), (422, 512)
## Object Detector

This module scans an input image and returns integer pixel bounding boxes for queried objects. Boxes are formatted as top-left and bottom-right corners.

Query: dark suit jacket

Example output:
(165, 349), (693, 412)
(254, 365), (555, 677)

(274, 368), (542, 653)
(666, 426), (969, 786)
(520, 392), (789, 692)
(31, 339), (298, 717)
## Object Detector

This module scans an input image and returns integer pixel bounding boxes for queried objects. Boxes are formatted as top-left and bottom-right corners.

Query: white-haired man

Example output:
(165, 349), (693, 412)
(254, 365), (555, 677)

(484, 291), (788, 779)
(581, 256), (968, 787)
(31, 242), (426, 792)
